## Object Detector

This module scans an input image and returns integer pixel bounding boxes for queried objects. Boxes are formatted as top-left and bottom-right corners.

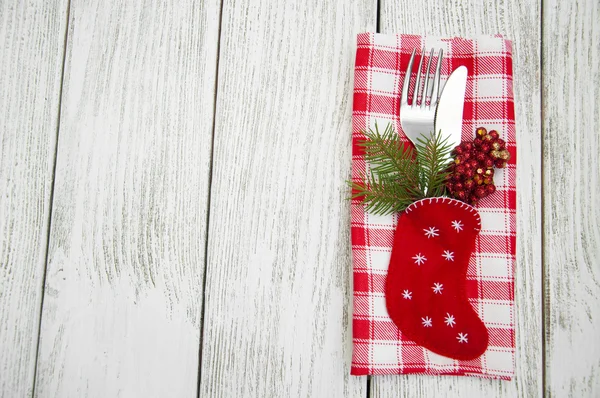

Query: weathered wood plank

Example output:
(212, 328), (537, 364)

(0, 1), (68, 396)
(543, 0), (600, 396)
(33, 1), (220, 396)
(373, 0), (543, 396)
(198, 0), (374, 396)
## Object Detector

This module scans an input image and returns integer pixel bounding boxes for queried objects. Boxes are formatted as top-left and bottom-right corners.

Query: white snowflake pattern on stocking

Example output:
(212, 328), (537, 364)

(412, 253), (427, 265)
(442, 250), (454, 261)
(451, 220), (463, 232)
(423, 226), (440, 238)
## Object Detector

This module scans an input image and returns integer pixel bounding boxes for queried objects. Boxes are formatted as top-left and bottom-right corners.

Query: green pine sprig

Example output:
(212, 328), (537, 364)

(415, 130), (454, 197)
(349, 123), (454, 215)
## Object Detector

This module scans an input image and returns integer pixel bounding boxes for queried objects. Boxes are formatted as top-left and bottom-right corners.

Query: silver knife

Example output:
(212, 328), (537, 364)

(434, 66), (468, 153)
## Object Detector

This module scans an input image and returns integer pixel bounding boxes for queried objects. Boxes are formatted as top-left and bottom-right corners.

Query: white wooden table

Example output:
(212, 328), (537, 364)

(1, 0), (598, 397)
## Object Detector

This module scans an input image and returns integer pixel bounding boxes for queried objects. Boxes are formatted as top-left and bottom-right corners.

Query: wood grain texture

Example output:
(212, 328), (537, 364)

(543, 0), (600, 396)
(374, 0), (543, 397)
(0, 1), (68, 396)
(33, 1), (220, 396)
(198, 0), (374, 396)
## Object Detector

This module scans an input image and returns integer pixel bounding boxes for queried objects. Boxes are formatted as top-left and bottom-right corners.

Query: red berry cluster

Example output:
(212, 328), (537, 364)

(446, 127), (510, 206)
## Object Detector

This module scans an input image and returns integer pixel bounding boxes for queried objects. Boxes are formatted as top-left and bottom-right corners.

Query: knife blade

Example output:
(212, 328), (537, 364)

(434, 66), (468, 152)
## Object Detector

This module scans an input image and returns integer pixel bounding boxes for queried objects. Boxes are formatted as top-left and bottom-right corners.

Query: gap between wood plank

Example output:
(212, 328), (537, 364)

(367, 2), (380, 397)
(196, 0), (225, 396)
(30, 1), (72, 395)
(539, 0), (547, 395)
(376, 0), (381, 35)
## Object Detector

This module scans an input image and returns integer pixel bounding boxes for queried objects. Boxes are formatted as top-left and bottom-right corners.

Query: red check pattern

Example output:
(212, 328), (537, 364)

(351, 33), (516, 379)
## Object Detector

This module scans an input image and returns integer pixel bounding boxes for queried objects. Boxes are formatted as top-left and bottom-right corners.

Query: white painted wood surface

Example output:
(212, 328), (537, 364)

(0, 1), (68, 397)
(197, 0), (373, 397)
(376, 1), (543, 396)
(32, 1), (220, 397)
(0, 0), (598, 397)
(543, 0), (600, 397)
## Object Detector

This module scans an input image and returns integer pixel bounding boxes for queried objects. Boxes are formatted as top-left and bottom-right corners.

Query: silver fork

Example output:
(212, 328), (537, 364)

(400, 48), (444, 145)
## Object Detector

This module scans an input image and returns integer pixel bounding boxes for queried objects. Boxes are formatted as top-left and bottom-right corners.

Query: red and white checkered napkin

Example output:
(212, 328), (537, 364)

(350, 33), (516, 379)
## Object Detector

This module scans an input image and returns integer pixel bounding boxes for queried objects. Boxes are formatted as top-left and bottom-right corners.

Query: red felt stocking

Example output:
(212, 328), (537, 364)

(385, 197), (489, 360)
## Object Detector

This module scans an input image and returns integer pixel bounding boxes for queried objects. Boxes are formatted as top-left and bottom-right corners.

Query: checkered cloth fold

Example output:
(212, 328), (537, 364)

(350, 33), (516, 379)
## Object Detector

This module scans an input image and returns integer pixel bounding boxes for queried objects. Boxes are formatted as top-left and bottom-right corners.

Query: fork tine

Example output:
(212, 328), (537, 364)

(401, 49), (416, 105)
(413, 47), (425, 105)
(430, 49), (444, 107)
(421, 48), (434, 108)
